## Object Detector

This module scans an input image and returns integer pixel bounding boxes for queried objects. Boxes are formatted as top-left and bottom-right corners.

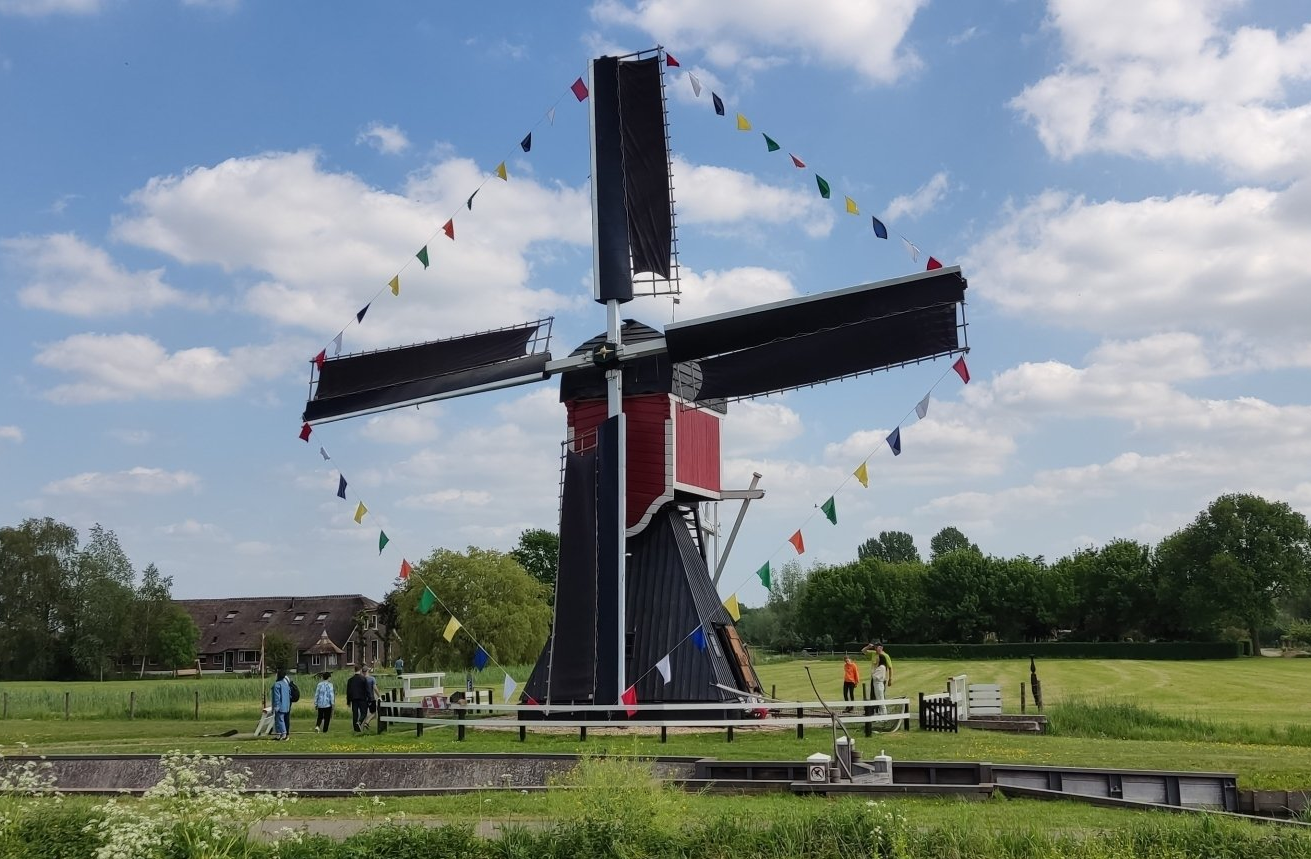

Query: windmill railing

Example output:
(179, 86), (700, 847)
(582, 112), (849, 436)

(375, 694), (913, 742)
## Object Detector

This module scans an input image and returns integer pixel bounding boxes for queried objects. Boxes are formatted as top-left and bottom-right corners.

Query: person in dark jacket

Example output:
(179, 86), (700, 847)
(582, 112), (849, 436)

(346, 665), (370, 733)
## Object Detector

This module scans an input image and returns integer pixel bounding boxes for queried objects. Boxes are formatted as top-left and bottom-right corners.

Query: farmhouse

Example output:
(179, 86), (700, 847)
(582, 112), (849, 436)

(176, 594), (394, 675)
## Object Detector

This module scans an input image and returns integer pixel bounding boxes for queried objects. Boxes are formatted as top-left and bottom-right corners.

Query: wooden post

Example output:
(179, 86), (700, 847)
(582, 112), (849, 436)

(726, 724), (734, 743)
(129, 691), (136, 720)
(1020, 682), (1027, 714)
(864, 703), (873, 738)
(579, 725), (587, 741)
(771, 684), (776, 699)
(194, 690), (199, 721)
(519, 724), (527, 742)
(796, 707), (804, 740)
(456, 708), (465, 741)
(2, 692), (7, 719)
(660, 725), (667, 743)
(64, 691), (70, 720)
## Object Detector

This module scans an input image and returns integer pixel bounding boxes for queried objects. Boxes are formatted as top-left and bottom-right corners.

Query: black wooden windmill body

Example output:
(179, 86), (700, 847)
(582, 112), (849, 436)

(303, 49), (969, 714)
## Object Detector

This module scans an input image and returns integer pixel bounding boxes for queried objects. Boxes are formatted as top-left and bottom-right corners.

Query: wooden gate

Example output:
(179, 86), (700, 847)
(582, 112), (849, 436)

(919, 691), (958, 733)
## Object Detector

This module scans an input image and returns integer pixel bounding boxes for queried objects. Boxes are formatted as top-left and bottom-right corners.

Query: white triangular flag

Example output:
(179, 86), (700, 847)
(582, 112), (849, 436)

(915, 393), (931, 420)
(656, 654), (672, 685)
(688, 72), (702, 97)
(902, 237), (921, 262)
(503, 674), (517, 704)
(547, 106), (556, 126)
(319, 447), (330, 461)
(331, 332), (343, 356)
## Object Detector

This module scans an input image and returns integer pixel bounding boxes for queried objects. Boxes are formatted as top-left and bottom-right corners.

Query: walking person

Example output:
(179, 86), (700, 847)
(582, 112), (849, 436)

(359, 666), (380, 731)
(313, 671), (335, 733)
(841, 656), (859, 713)
(270, 669), (292, 741)
(346, 665), (370, 733)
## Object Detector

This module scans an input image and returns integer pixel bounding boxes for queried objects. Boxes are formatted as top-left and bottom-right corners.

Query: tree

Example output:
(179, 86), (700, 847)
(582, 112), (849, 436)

(131, 563), (175, 677)
(1155, 494), (1311, 649)
(0, 518), (79, 679)
(857, 531), (921, 564)
(929, 526), (979, 562)
(510, 529), (560, 590)
(150, 606), (199, 669)
(395, 547), (550, 671)
(1058, 540), (1154, 640)
(263, 631), (296, 672)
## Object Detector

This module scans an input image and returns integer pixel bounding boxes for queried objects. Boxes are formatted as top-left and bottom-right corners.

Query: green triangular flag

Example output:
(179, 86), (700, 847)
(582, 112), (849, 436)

(816, 175), (831, 199)
(416, 246), (429, 269)
(417, 588), (435, 614)
(756, 561), (771, 590)
(821, 496), (837, 525)
(378, 530), (389, 554)
(763, 133), (780, 152)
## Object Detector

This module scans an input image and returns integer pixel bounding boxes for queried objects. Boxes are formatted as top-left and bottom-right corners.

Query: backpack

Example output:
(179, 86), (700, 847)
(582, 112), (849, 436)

(288, 679), (301, 703)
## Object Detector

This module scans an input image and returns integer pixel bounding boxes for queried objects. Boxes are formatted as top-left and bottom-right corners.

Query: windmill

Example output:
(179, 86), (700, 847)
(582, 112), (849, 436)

(302, 48), (969, 716)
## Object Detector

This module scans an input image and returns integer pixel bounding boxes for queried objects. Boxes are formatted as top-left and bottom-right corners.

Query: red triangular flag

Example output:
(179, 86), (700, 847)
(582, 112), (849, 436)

(788, 530), (805, 554)
(525, 695), (539, 706)
(442, 219), (454, 240)
(665, 52), (680, 68)
(926, 256), (943, 270)
(952, 356), (970, 384)
(313, 349), (326, 370)
(298, 423), (312, 442)
(790, 154), (806, 168)
(570, 77), (588, 101)
(399, 559), (411, 580)
(621, 685), (638, 717)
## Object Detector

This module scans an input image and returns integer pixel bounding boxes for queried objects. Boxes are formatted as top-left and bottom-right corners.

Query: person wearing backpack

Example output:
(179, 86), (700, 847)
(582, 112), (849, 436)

(270, 669), (292, 740)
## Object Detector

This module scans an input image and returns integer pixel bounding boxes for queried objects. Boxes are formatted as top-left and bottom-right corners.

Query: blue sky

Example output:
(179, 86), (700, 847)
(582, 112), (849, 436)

(2, 0), (1309, 606)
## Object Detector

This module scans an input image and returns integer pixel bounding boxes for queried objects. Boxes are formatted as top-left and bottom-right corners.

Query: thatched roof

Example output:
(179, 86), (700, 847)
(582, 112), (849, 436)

(177, 594), (379, 655)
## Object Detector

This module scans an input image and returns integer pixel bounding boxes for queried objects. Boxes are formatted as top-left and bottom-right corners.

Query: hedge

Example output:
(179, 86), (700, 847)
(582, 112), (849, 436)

(833, 641), (1248, 660)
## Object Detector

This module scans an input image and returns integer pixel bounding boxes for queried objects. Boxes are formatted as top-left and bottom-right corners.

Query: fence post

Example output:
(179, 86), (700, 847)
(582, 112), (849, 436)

(129, 691), (136, 720)
(726, 724), (734, 743)
(194, 690), (199, 721)
(64, 691), (70, 720)
(456, 707), (465, 742)
(519, 724), (527, 742)
(660, 725), (667, 743)
(579, 725), (587, 741)
(796, 707), (804, 740)
(1020, 682), (1027, 714)
(2, 692), (7, 719)
(771, 684), (776, 699)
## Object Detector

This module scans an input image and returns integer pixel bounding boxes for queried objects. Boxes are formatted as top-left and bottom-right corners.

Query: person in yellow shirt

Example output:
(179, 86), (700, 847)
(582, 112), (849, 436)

(842, 656), (860, 713)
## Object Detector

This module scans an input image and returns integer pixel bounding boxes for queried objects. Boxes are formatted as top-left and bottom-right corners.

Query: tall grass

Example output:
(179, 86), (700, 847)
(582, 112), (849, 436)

(1048, 698), (1311, 746)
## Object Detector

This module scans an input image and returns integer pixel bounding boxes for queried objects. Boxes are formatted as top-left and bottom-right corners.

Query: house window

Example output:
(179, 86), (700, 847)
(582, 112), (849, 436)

(316, 612), (328, 621)
(239, 650), (258, 663)
(261, 610), (274, 619)
(292, 613), (305, 622)
(345, 642), (355, 665)
(225, 611), (238, 620)
(311, 655), (321, 666)
(371, 640), (380, 663)
(197, 656), (207, 664)
(368, 614), (378, 629)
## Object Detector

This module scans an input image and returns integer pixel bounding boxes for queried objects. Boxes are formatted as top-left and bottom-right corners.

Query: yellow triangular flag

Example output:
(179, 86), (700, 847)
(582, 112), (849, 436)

(736, 113), (751, 131)
(845, 196), (859, 215)
(723, 593), (740, 621)
(854, 461), (869, 488)
(353, 502), (367, 524)
(389, 275), (400, 296)
(495, 161), (508, 181)
(443, 616), (462, 642)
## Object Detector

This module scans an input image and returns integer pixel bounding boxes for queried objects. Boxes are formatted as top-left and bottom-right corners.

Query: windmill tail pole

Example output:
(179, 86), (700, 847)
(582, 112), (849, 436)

(804, 665), (853, 781)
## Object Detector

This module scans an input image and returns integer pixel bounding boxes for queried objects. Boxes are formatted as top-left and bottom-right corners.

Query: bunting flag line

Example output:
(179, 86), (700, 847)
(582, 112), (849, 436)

(902, 238), (921, 262)
(845, 197), (859, 215)
(418, 588), (436, 614)
(467, 190), (477, 210)
(736, 113), (751, 131)
(416, 245), (429, 269)
(314, 349), (325, 370)
(353, 501), (367, 524)
(621, 684), (638, 716)
(692, 627), (707, 651)
(688, 73), (702, 97)
(756, 561), (771, 589)
(763, 133), (780, 152)
(916, 393), (931, 420)
(299, 423), (312, 442)
(332, 332), (342, 356)
(821, 496), (837, 525)
(788, 529), (805, 555)
(665, 52), (680, 67)
(319, 446), (330, 461)
(815, 175), (831, 199)
(356, 303), (370, 323)
(378, 531), (389, 554)
(886, 427), (902, 456)
(926, 256), (943, 271)
(400, 559), (411, 580)
(723, 593), (741, 621)
(655, 654), (671, 684)
(790, 153), (805, 168)
(953, 356), (971, 383)
(854, 461), (869, 488)
(336, 475), (347, 499)
(443, 219), (455, 240)
(712, 93), (725, 115)
(570, 77), (588, 101)
(520, 132), (531, 152)
(495, 161), (508, 181)
(443, 616), (462, 642)
(503, 674), (517, 703)
(390, 274), (401, 295)
(473, 646), (489, 671)
(871, 216), (888, 240)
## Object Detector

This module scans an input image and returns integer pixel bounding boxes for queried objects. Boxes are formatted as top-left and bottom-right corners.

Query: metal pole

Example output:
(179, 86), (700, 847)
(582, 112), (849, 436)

(713, 473), (763, 585)
(606, 298), (626, 707)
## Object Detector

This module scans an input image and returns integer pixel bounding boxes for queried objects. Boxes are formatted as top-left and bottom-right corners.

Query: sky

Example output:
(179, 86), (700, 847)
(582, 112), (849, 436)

(2, 0), (1309, 607)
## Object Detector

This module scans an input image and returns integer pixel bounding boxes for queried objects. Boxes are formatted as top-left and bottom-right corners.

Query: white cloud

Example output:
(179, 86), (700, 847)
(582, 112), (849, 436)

(671, 156), (834, 237)
(33, 333), (297, 403)
(634, 265), (797, 319)
(43, 467), (200, 495)
(358, 410), (442, 444)
(1012, 0), (1311, 180)
(883, 172), (950, 221)
(356, 122), (410, 155)
(4, 233), (205, 316)
(591, 0), (929, 84)
(947, 26), (979, 47)
(722, 401), (803, 455)
(0, 426), (22, 443)
(156, 519), (230, 540)
(0, 0), (99, 16)
(107, 428), (154, 445)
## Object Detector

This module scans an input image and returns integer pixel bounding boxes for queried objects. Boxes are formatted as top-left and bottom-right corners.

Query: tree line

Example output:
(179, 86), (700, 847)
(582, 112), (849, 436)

(737, 494), (1311, 652)
(0, 518), (198, 680)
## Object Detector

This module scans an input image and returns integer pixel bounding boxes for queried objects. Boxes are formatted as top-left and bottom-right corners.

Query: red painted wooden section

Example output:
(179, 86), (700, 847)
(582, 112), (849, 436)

(674, 403), (721, 495)
(566, 395), (671, 530)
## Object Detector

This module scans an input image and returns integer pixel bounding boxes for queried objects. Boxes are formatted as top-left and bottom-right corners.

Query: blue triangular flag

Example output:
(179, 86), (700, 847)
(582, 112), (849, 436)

(336, 475), (347, 499)
(467, 190), (477, 210)
(712, 93), (725, 116)
(520, 132), (531, 153)
(356, 303), (370, 323)
(473, 646), (489, 671)
(871, 216), (888, 240)
(886, 427), (902, 456)
(692, 627), (707, 651)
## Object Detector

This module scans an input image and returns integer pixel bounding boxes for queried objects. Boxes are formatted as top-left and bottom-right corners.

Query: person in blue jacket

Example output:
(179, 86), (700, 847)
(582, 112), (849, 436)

(270, 669), (292, 740)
